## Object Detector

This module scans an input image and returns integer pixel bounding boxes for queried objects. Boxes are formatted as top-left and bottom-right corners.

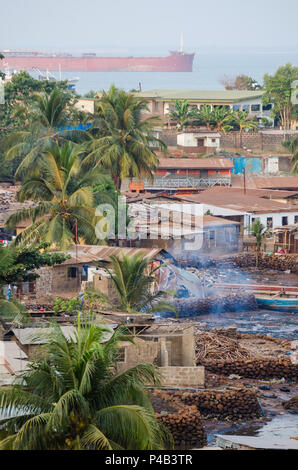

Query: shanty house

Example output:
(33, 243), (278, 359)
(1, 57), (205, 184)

(273, 224), (298, 254)
(16, 246), (163, 301)
(128, 158), (233, 193)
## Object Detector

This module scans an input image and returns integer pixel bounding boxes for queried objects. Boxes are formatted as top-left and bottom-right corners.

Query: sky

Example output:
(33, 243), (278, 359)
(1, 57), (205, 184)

(1, 0), (298, 52)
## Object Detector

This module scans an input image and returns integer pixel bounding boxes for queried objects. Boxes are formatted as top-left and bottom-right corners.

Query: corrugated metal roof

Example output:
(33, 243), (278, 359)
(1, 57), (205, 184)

(170, 193), (298, 214)
(11, 325), (115, 345)
(232, 175), (298, 190)
(0, 341), (28, 374)
(59, 245), (162, 266)
(158, 158), (233, 170)
(195, 186), (298, 199)
(136, 89), (263, 103)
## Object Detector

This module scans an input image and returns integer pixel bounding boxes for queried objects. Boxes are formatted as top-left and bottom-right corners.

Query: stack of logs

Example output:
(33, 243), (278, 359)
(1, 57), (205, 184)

(151, 390), (207, 449)
(202, 358), (298, 381)
(174, 292), (257, 317)
(154, 389), (262, 422)
(233, 253), (298, 273)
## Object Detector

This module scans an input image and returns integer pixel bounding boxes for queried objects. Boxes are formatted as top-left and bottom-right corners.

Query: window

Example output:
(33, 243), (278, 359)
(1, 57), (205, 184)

(116, 348), (126, 363)
(295, 216), (298, 224)
(212, 138), (216, 143)
(267, 217), (273, 228)
(153, 101), (159, 112)
(242, 105), (249, 111)
(209, 230), (215, 240)
(67, 267), (78, 278)
(233, 105), (240, 111)
(251, 104), (260, 112)
(262, 104), (272, 111)
(282, 216), (288, 226)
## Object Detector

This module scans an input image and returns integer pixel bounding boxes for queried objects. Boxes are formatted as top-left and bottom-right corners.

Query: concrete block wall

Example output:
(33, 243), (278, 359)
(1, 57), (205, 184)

(159, 366), (205, 387)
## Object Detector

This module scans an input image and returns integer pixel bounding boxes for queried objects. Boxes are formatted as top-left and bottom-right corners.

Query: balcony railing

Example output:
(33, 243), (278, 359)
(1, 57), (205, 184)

(143, 176), (231, 189)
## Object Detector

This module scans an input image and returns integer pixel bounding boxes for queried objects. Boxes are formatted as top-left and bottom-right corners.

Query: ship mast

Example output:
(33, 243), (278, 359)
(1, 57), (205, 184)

(180, 33), (184, 53)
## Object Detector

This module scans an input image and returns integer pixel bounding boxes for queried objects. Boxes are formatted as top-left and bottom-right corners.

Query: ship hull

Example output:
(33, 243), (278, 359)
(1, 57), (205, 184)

(1, 53), (195, 72)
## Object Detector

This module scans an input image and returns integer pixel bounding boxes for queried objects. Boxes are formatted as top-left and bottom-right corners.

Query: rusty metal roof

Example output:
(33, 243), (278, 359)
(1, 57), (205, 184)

(58, 245), (162, 265)
(197, 186), (298, 199)
(232, 175), (298, 190)
(157, 158), (233, 170)
(169, 192), (298, 214)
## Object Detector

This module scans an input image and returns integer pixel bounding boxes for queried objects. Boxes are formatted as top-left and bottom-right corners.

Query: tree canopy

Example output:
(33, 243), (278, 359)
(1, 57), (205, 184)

(0, 242), (67, 287)
(0, 321), (173, 450)
(262, 63), (298, 130)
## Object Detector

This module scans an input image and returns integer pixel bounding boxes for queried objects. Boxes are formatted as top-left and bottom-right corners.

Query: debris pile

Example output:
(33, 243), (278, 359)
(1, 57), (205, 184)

(151, 390), (207, 449)
(195, 331), (252, 362)
(233, 253), (298, 273)
(283, 395), (298, 411)
(202, 358), (298, 381)
(173, 292), (257, 317)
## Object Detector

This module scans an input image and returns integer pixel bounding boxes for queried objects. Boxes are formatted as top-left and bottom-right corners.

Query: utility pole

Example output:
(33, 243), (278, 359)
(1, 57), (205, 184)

(243, 168), (246, 195)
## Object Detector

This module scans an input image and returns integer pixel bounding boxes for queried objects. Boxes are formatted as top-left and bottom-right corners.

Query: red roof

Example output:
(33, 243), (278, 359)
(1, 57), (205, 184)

(157, 158), (233, 170)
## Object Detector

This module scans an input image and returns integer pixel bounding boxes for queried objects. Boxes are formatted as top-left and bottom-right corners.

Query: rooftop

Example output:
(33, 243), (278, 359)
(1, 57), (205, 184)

(232, 175), (298, 191)
(196, 186), (298, 199)
(169, 192), (298, 214)
(58, 245), (163, 266)
(157, 158), (233, 170)
(136, 89), (264, 103)
(0, 341), (28, 377)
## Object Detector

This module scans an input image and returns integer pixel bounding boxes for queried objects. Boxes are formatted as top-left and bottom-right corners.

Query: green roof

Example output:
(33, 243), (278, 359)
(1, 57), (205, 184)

(136, 89), (264, 103)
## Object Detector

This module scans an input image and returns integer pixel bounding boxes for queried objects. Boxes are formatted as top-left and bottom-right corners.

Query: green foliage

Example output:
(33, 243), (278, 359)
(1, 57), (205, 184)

(5, 142), (106, 249)
(283, 136), (298, 173)
(0, 72), (69, 137)
(221, 75), (262, 91)
(53, 297), (81, 315)
(0, 242), (67, 287)
(263, 63), (298, 130)
(0, 321), (173, 450)
(250, 219), (266, 252)
(101, 253), (177, 315)
(3, 87), (79, 179)
(86, 85), (165, 190)
(167, 100), (196, 128)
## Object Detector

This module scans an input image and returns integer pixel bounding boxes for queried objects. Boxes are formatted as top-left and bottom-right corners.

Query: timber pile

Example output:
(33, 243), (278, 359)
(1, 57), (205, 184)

(177, 389), (262, 421)
(174, 292), (257, 317)
(283, 395), (298, 411)
(233, 253), (298, 273)
(202, 358), (298, 381)
(156, 389), (262, 421)
(195, 331), (252, 362)
(151, 390), (207, 449)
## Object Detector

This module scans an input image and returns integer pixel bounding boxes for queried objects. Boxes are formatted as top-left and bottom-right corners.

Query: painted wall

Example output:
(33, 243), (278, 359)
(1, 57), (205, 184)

(228, 156), (263, 175)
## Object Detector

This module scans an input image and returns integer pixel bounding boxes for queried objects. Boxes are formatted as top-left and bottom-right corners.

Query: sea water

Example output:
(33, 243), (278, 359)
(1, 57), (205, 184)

(31, 49), (298, 96)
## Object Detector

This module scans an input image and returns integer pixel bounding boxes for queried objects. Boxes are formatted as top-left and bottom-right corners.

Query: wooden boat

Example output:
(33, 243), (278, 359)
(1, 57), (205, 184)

(255, 291), (298, 313)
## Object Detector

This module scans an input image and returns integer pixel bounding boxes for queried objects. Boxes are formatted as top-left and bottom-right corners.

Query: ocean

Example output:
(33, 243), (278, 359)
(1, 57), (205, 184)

(38, 49), (298, 96)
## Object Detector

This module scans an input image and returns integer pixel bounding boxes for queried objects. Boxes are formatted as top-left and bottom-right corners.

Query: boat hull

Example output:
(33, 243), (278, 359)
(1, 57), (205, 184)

(0, 53), (195, 72)
(255, 296), (298, 313)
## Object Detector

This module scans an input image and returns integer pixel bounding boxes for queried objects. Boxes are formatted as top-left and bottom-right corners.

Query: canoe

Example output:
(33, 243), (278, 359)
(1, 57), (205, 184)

(255, 292), (298, 313)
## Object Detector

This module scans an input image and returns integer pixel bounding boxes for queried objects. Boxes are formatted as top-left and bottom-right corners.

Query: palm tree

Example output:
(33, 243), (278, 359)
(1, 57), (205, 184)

(5, 142), (104, 249)
(0, 322), (173, 450)
(231, 110), (259, 147)
(85, 85), (165, 190)
(282, 136), (298, 173)
(195, 105), (214, 130)
(167, 100), (195, 129)
(4, 87), (79, 178)
(250, 219), (266, 266)
(101, 253), (176, 314)
(211, 107), (234, 132)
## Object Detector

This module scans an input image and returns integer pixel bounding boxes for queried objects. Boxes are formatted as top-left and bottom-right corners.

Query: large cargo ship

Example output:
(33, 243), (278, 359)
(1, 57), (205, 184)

(0, 49), (195, 72)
